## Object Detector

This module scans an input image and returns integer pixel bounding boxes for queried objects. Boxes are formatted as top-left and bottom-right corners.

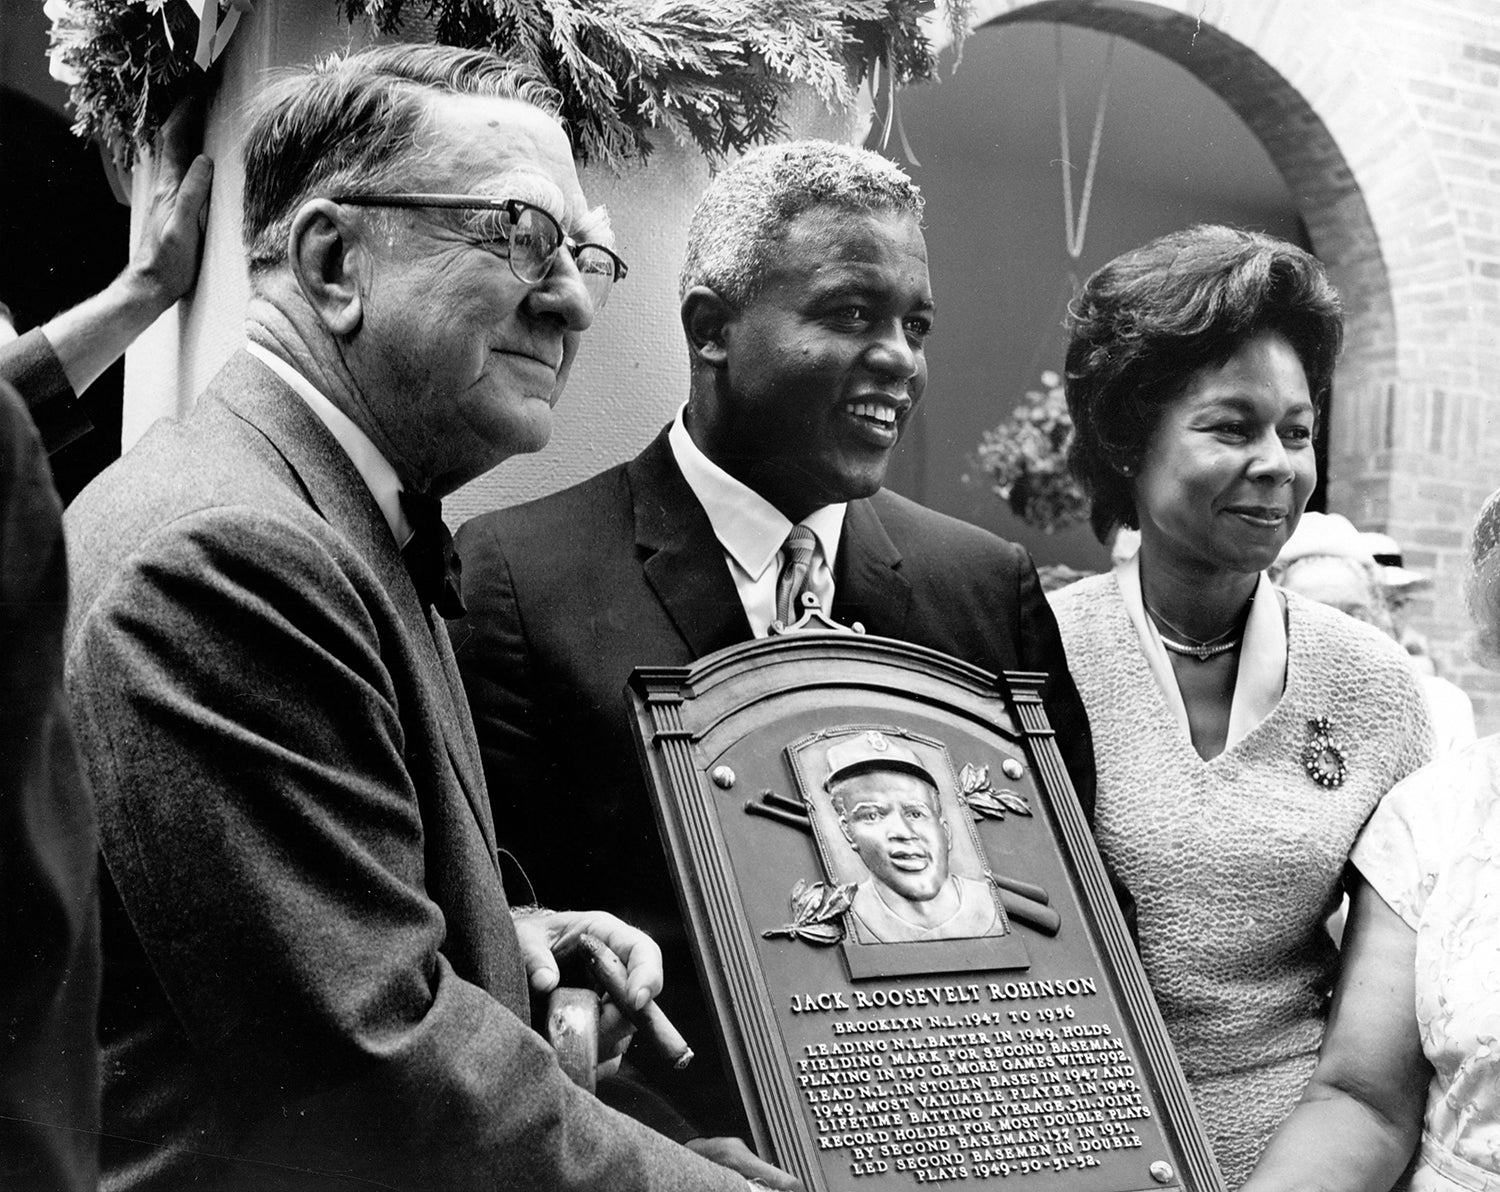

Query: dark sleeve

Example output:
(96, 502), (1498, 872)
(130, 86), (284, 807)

(450, 515), (747, 1145)
(0, 330), (92, 455)
(1013, 546), (1097, 814)
(449, 513), (550, 904)
(0, 378), (99, 1191)
(66, 511), (742, 1192)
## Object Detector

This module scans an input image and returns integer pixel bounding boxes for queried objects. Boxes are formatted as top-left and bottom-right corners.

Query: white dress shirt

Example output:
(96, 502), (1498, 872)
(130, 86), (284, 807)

(668, 407), (845, 637)
(246, 341), (413, 549)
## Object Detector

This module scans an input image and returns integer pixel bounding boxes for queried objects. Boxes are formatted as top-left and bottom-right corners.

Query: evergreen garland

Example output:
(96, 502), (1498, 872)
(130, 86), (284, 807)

(50, 0), (203, 168)
(50, 0), (970, 170)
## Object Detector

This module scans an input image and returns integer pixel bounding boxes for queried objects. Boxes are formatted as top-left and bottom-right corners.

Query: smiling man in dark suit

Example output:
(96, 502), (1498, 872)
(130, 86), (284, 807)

(62, 43), (764, 1192)
(451, 140), (1097, 1156)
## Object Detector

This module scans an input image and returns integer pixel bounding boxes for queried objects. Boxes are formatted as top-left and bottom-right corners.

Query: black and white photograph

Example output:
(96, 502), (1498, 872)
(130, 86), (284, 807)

(4, 1), (1499, 1189)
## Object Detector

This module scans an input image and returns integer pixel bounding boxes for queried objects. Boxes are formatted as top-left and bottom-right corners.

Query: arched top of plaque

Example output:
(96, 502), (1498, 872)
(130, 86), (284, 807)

(633, 594), (1025, 751)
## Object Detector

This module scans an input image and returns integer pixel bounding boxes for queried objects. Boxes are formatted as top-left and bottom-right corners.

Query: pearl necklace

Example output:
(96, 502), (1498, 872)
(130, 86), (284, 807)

(1153, 630), (1240, 661)
(1143, 598), (1246, 663)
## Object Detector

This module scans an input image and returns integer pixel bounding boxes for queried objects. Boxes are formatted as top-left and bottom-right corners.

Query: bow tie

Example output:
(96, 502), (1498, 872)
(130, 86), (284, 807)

(399, 490), (466, 619)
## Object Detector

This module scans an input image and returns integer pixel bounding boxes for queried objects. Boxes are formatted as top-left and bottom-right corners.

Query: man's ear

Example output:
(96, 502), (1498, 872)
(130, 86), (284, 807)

(832, 800), (855, 846)
(681, 285), (733, 368)
(288, 199), (365, 338)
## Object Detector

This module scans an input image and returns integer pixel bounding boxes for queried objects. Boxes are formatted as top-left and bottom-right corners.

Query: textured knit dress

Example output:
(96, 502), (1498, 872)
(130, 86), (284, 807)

(1051, 573), (1434, 1187)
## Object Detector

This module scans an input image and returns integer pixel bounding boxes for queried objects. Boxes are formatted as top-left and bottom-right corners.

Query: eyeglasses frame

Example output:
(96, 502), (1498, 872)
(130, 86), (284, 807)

(327, 192), (628, 304)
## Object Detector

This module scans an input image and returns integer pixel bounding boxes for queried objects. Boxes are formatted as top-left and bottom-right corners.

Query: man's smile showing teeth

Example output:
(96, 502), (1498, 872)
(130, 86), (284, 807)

(889, 849), (930, 871)
(846, 401), (897, 425)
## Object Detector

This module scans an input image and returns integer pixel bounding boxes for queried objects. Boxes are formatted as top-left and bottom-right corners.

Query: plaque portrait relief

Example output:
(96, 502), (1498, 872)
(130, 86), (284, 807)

(630, 633), (1223, 1192)
(788, 727), (1021, 974)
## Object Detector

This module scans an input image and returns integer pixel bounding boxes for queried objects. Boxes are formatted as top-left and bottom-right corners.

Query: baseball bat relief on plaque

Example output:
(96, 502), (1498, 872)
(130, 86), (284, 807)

(629, 614), (1224, 1192)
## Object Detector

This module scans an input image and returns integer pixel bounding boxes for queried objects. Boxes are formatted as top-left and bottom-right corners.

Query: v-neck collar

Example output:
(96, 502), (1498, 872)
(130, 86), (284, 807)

(1115, 556), (1289, 760)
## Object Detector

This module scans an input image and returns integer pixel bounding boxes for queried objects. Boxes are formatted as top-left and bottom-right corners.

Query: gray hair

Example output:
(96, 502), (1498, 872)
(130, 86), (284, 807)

(241, 43), (562, 275)
(679, 140), (923, 307)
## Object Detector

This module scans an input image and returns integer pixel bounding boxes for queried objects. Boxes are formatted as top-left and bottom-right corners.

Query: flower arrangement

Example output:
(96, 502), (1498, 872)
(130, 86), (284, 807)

(47, 0), (971, 172)
(46, 0), (253, 167)
(974, 369), (1091, 533)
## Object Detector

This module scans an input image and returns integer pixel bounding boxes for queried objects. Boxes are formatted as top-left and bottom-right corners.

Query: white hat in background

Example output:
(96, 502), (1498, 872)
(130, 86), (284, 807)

(1274, 512), (1374, 571)
(1358, 531), (1432, 593)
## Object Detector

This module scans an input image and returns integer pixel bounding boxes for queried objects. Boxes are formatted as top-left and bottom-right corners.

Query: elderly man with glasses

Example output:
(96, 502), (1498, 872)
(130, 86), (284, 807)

(62, 43), (762, 1192)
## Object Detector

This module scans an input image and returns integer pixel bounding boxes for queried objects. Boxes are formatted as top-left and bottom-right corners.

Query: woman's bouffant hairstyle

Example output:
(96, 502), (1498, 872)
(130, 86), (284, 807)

(1064, 225), (1344, 543)
(1464, 487), (1500, 669)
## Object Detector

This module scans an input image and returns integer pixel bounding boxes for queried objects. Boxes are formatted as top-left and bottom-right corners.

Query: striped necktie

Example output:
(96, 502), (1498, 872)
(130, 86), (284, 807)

(774, 524), (817, 626)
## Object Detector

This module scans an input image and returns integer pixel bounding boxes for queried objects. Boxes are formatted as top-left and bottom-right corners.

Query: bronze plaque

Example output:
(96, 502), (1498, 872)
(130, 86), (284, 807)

(629, 631), (1223, 1192)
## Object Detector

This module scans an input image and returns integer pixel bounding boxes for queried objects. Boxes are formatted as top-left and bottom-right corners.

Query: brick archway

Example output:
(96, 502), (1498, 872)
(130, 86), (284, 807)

(942, 0), (1496, 704)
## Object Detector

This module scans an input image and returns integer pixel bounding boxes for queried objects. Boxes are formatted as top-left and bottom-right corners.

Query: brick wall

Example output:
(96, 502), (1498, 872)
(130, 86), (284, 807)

(962, 0), (1500, 730)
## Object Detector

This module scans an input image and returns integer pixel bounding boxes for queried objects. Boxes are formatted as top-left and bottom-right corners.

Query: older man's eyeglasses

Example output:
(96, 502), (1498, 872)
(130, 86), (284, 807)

(330, 193), (628, 310)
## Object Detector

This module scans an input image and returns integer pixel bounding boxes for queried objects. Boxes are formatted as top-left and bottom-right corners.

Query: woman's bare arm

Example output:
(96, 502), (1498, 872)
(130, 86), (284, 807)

(1239, 876), (1430, 1192)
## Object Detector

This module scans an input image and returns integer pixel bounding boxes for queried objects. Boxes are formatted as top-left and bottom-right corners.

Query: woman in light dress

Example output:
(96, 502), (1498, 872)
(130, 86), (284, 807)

(1049, 225), (1433, 1185)
(1240, 488), (1500, 1192)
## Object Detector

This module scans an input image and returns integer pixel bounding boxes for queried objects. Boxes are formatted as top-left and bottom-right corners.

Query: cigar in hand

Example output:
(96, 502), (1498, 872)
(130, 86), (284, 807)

(578, 932), (694, 1070)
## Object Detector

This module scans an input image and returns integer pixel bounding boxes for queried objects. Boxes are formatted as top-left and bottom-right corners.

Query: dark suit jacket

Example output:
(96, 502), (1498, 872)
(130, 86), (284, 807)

(62, 355), (744, 1192)
(0, 378), (99, 1192)
(450, 426), (1098, 1137)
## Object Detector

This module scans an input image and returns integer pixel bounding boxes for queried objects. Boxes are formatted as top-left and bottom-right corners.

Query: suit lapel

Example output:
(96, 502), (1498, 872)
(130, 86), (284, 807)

(214, 354), (499, 867)
(410, 606), (498, 862)
(833, 497), (913, 636)
(629, 429), (754, 656)
(429, 609), (487, 787)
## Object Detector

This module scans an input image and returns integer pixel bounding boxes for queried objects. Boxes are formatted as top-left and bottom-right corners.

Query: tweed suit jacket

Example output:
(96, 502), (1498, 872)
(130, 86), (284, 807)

(62, 354), (745, 1192)
(450, 425), (1098, 1137)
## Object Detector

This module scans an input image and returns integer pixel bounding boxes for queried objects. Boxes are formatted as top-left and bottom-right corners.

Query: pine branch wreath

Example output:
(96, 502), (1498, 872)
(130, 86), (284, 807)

(49, 0), (971, 171)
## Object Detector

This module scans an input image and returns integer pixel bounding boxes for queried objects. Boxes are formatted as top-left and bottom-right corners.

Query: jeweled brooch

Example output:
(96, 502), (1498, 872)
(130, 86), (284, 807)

(1301, 716), (1347, 789)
